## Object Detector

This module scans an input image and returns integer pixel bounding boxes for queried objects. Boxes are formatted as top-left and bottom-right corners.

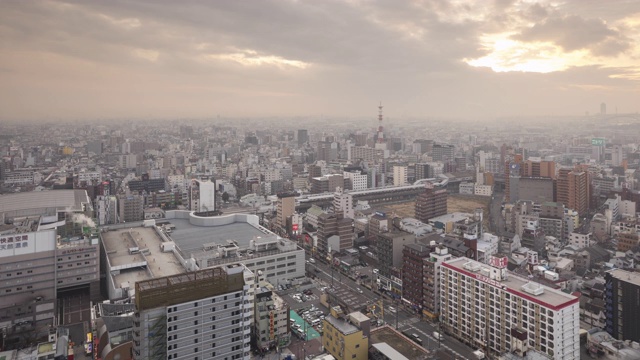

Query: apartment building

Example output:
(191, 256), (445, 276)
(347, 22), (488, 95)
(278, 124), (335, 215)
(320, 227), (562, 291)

(440, 256), (580, 359)
(605, 269), (640, 342)
(322, 306), (369, 360)
(133, 265), (252, 360)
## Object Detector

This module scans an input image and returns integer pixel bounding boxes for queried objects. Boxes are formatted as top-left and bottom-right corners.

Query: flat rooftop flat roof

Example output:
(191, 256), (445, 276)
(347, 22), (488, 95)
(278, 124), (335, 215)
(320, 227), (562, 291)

(443, 257), (578, 310)
(325, 315), (359, 336)
(0, 189), (90, 215)
(369, 326), (429, 359)
(102, 227), (185, 288)
(608, 269), (640, 287)
(168, 218), (266, 255)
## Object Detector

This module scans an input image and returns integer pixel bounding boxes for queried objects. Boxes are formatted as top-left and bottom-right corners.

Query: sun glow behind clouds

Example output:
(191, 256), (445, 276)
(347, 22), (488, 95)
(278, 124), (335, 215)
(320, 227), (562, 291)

(466, 33), (591, 73)
(204, 50), (309, 69)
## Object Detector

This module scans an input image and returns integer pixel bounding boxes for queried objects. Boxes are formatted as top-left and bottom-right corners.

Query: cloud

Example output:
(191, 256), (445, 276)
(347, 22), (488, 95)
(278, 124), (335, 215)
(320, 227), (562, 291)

(513, 15), (631, 55)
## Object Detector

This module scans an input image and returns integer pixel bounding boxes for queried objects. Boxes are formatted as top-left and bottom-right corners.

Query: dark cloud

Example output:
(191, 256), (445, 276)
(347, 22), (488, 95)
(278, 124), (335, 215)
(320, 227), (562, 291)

(513, 15), (631, 55)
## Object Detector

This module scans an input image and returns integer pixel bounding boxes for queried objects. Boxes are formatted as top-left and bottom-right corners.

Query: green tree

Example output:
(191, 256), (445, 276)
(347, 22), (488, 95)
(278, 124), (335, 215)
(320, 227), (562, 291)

(221, 191), (230, 202)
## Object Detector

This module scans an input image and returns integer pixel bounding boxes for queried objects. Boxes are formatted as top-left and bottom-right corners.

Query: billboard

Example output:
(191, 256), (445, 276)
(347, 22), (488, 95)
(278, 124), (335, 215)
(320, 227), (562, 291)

(591, 138), (605, 146)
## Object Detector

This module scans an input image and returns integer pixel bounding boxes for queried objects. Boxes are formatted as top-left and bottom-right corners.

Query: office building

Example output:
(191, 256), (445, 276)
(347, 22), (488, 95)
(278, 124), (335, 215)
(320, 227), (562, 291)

(322, 306), (369, 360)
(556, 168), (589, 216)
(605, 269), (640, 342)
(440, 256), (580, 358)
(401, 243), (430, 309)
(190, 179), (216, 213)
(415, 185), (448, 223)
(0, 190), (99, 346)
(95, 195), (118, 225)
(393, 166), (408, 186)
(317, 213), (352, 258)
(276, 192), (297, 231)
(422, 245), (452, 320)
(117, 194), (144, 223)
(376, 231), (416, 278)
(431, 144), (454, 162)
(310, 174), (344, 194)
(297, 129), (308, 146)
(343, 171), (368, 191)
(132, 265), (252, 360)
(332, 187), (354, 219)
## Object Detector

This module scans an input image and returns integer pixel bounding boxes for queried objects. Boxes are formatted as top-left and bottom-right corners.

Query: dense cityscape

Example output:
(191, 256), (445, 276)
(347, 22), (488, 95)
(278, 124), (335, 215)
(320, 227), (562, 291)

(1, 108), (640, 360)
(3, 1), (640, 360)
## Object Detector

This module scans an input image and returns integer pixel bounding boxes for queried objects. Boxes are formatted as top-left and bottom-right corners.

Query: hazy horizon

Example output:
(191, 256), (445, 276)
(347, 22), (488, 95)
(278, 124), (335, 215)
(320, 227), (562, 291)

(1, 0), (640, 121)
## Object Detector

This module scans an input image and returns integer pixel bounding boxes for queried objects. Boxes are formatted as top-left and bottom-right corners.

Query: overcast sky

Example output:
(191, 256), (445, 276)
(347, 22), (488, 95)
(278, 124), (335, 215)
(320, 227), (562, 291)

(1, 0), (639, 121)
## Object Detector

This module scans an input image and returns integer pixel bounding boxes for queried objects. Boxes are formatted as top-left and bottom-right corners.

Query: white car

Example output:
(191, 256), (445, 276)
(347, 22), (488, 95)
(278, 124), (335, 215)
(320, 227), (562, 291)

(388, 306), (396, 313)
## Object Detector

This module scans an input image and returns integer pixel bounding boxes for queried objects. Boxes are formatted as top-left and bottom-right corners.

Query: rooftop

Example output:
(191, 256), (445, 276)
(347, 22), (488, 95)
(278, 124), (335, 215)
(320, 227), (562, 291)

(369, 326), (429, 360)
(324, 315), (360, 336)
(101, 226), (185, 288)
(371, 343), (410, 360)
(443, 257), (578, 310)
(0, 189), (91, 217)
(169, 218), (265, 255)
(607, 268), (640, 287)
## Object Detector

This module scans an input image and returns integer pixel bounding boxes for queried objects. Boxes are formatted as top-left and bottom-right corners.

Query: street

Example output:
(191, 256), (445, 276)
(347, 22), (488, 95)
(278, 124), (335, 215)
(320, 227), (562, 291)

(307, 258), (479, 359)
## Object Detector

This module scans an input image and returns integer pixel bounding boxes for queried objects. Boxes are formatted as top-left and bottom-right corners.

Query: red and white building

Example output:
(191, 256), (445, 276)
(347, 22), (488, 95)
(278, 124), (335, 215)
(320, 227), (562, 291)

(440, 256), (580, 359)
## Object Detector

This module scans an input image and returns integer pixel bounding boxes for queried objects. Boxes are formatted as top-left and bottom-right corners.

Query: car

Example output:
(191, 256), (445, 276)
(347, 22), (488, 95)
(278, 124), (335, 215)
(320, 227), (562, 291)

(356, 288), (363, 294)
(373, 268), (379, 274)
(388, 306), (396, 313)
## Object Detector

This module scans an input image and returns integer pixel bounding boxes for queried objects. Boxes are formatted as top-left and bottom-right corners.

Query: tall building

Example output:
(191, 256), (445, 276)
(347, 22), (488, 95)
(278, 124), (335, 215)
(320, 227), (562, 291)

(297, 129), (308, 146)
(132, 265), (252, 360)
(343, 170), (368, 191)
(422, 245), (451, 320)
(253, 271), (291, 351)
(431, 144), (454, 162)
(605, 269), (640, 342)
(190, 179), (216, 213)
(95, 195), (118, 225)
(322, 306), (370, 360)
(117, 194), (144, 222)
(0, 190), (99, 347)
(276, 192), (297, 230)
(601, 102), (607, 115)
(402, 243), (430, 309)
(332, 187), (354, 219)
(310, 174), (344, 194)
(441, 256), (580, 358)
(317, 213), (352, 258)
(556, 168), (589, 216)
(393, 166), (408, 186)
(415, 185), (448, 223)
(376, 231), (415, 278)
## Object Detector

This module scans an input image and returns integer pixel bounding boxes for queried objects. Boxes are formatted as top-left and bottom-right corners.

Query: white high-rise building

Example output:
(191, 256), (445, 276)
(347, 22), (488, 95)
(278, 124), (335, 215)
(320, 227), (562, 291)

(440, 256), (580, 359)
(332, 187), (354, 219)
(343, 171), (368, 191)
(95, 195), (118, 225)
(190, 179), (216, 212)
(393, 165), (408, 186)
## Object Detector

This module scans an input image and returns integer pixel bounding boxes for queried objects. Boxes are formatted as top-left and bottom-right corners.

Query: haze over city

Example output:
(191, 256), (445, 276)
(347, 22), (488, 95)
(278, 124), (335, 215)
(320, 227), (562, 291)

(1, 0), (640, 121)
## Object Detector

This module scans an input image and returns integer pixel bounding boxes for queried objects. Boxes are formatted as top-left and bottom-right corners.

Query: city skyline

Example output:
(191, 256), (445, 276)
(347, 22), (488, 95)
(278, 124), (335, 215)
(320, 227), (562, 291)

(1, 0), (640, 121)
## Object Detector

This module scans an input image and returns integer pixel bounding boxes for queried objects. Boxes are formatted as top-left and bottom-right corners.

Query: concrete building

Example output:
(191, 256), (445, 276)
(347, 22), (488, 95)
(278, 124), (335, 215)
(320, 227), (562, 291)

(605, 269), (640, 342)
(556, 168), (589, 217)
(343, 171), (368, 191)
(393, 166), (408, 186)
(401, 243), (430, 309)
(96, 195), (118, 225)
(0, 190), (99, 347)
(431, 144), (454, 162)
(310, 174), (344, 195)
(317, 213), (352, 258)
(276, 192), (297, 231)
(253, 272), (290, 351)
(132, 265), (252, 360)
(332, 187), (354, 219)
(322, 306), (369, 360)
(516, 177), (554, 203)
(423, 245), (451, 320)
(117, 194), (144, 223)
(190, 179), (216, 213)
(376, 231), (416, 278)
(415, 185), (448, 224)
(441, 256), (580, 359)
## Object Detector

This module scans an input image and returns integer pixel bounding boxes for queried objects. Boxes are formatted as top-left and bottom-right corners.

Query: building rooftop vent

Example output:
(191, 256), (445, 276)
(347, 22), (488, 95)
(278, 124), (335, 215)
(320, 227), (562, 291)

(463, 261), (481, 272)
(521, 282), (544, 296)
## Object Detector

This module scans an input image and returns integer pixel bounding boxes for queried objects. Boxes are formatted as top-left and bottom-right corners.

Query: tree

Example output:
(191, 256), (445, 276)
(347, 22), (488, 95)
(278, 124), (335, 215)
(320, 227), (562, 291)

(221, 191), (230, 202)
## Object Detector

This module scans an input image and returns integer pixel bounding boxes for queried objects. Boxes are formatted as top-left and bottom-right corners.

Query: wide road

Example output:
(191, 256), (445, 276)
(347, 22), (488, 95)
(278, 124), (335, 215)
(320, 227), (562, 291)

(489, 189), (506, 235)
(307, 259), (479, 359)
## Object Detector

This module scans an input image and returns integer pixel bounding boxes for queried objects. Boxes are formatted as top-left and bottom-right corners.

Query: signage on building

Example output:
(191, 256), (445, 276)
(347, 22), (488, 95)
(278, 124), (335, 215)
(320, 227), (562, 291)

(375, 211), (386, 218)
(0, 234), (29, 250)
(475, 273), (504, 288)
(591, 138), (605, 146)
(60, 247), (94, 255)
(489, 256), (508, 269)
(292, 224), (298, 231)
(269, 311), (275, 340)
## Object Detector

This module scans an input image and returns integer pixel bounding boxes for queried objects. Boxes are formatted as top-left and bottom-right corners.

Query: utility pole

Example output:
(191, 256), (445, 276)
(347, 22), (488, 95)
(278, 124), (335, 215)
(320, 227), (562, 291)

(395, 299), (399, 330)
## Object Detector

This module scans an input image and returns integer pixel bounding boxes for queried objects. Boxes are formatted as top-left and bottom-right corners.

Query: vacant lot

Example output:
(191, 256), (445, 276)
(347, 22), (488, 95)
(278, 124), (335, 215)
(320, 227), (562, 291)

(384, 194), (491, 228)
